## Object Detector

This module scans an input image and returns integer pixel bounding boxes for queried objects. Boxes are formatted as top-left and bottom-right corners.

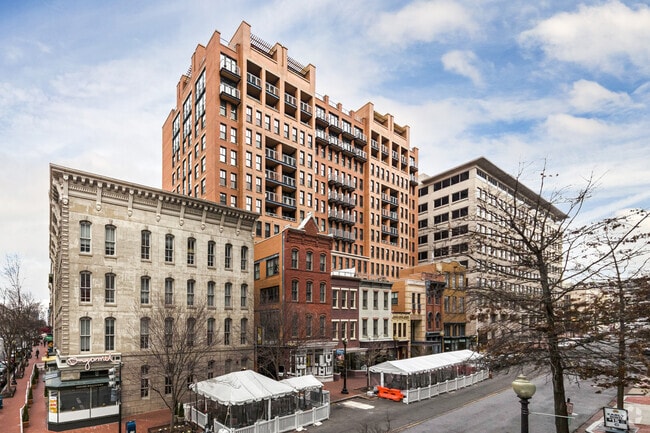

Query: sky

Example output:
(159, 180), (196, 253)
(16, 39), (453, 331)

(1, 0), (649, 306)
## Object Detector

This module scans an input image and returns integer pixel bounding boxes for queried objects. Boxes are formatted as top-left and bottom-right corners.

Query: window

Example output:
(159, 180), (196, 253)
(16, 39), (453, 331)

(80, 271), (91, 302)
(164, 318), (173, 347)
(320, 282), (326, 303)
(240, 284), (247, 308)
(207, 281), (215, 307)
(207, 241), (215, 267)
(105, 225), (116, 255)
(241, 246), (248, 270)
(291, 280), (299, 301)
(80, 221), (91, 253)
(105, 273), (115, 303)
(291, 249), (299, 268)
(362, 318), (368, 337)
(266, 257), (279, 276)
(362, 290), (368, 309)
(140, 276), (150, 304)
(165, 376), (172, 395)
(207, 318), (215, 345)
(306, 281), (313, 302)
(319, 316), (326, 337)
(224, 318), (232, 345)
(240, 318), (248, 344)
(224, 243), (232, 269)
(140, 318), (150, 349)
(306, 252), (313, 270)
(187, 237), (195, 265)
(165, 278), (173, 305)
(141, 230), (151, 260)
(140, 365), (149, 398)
(306, 315), (312, 337)
(80, 317), (91, 352)
(187, 280), (195, 306)
(187, 318), (196, 346)
(207, 360), (215, 379)
(332, 289), (338, 308)
(320, 254), (326, 272)
(105, 317), (115, 351)
(165, 234), (174, 263)
(224, 282), (232, 307)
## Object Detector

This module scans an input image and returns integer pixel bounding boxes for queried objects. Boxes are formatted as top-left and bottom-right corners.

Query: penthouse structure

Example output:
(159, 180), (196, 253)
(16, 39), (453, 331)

(162, 21), (419, 281)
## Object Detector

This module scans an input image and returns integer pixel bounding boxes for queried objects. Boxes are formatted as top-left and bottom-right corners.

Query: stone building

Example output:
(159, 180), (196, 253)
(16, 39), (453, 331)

(48, 164), (257, 429)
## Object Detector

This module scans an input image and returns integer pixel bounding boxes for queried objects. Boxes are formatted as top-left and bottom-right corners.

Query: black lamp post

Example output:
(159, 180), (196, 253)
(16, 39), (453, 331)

(512, 374), (536, 433)
(341, 338), (349, 394)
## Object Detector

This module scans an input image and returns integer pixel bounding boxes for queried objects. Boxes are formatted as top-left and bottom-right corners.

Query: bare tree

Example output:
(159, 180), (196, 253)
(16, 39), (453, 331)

(131, 298), (214, 429)
(565, 210), (650, 408)
(465, 164), (646, 433)
(0, 254), (41, 384)
(256, 302), (329, 380)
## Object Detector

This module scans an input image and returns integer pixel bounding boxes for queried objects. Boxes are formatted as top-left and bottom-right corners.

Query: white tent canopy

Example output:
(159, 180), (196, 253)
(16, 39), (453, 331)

(280, 374), (323, 391)
(369, 350), (482, 375)
(191, 370), (296, 406)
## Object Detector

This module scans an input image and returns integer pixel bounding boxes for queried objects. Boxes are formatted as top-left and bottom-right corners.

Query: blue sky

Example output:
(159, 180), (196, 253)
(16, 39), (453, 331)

(1, 0), (649, 305)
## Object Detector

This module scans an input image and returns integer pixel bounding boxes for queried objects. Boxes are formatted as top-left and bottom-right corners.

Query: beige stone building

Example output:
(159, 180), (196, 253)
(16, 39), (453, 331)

(48, 164), (257, 429)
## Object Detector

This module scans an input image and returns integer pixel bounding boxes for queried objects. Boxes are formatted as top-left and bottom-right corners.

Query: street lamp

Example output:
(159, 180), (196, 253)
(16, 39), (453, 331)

(341, 338), (349, 394)
(512, 374), (536, 433)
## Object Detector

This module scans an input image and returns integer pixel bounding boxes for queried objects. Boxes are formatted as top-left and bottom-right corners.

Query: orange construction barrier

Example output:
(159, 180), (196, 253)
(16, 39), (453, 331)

(377, 386), (404, 402)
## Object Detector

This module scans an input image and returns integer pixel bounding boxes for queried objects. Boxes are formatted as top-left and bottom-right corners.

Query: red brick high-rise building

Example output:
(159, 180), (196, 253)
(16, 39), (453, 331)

(162, 21), (418, 281)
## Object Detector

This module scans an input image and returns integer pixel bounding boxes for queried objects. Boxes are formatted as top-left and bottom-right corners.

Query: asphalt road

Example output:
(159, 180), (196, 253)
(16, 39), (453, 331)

(311, 369), (617, 433)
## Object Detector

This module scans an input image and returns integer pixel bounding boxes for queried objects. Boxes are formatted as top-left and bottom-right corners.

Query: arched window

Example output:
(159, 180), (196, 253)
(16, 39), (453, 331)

(291, 249), (299, 269)
(164, 317), (174, 347)
(207, 318), (215, 345)
(141, 230), (151, 260)
(224, 243), (233, 269)
(80, 221), (92, 253)
(224, 318), (232, 345)
(240, 246), (249, 271)
(105, 317), (116, 351)
(240, 318), (248, 345)
(240, 284), (248, 308)
(165, 234), (174, 263)
(80, 271), (92, 302)
(140, 317), (150, 349)
(80, 317), (91, 352)
(187, 318), (196, 346)
(105, 225), (116, 256)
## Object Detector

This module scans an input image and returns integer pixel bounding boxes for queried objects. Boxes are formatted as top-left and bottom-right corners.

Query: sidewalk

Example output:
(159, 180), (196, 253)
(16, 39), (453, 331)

(575, 386), (650, 433)
(2, 345), (47, 433)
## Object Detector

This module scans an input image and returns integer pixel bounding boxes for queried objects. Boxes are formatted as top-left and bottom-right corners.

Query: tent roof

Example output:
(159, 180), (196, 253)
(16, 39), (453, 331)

(192, 370), (296, 406)
(280, 374), (323, 391)
(369, 350), (482, 375)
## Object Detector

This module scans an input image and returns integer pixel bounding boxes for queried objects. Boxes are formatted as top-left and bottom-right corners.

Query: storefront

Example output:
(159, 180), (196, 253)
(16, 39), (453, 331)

(45, 352), (121, 431)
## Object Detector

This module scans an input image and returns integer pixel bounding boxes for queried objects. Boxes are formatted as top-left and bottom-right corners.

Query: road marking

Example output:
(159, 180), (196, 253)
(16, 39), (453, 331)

(341, 400), (375, 410)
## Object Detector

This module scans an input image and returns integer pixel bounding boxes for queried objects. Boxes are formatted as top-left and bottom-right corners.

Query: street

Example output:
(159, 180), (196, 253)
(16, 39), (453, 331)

(312, 370), (617, 433)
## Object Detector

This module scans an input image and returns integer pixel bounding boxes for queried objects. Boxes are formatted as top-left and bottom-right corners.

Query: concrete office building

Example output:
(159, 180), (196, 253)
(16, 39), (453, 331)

(48, 165), (257, 429)
(417, 157), (565, 344)
(161, 21), (419, 282)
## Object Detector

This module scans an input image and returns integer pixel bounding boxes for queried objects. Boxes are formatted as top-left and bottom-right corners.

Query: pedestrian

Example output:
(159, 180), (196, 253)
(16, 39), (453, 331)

(35, 349), (40, 359)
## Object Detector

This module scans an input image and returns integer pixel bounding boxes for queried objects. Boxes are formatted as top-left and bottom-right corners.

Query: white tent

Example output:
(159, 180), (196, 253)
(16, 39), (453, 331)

(191, 370), (295, 406)
(280, 374), (323, 391)
(369, 349), (481, 375)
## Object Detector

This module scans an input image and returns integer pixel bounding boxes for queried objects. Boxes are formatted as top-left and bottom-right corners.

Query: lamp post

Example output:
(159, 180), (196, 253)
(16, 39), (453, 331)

(341, 338), (349, 394)
(512, 374), (536, 433)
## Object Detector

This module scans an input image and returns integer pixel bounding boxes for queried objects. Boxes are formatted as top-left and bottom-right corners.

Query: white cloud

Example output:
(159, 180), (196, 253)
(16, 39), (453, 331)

(519, 1), (650, 75)
(371, 0), (477, 47)
(568, 79), (633, 113)
(543, 113), (610, 140)
(441, 50), (483, 86)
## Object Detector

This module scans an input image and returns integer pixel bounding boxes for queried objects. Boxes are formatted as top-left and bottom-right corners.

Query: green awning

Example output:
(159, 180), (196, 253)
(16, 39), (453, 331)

(46, 375), (108, 389)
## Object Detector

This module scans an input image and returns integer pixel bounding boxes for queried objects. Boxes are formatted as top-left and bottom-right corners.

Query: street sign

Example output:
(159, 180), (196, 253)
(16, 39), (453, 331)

(603, 407), (629, 431)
